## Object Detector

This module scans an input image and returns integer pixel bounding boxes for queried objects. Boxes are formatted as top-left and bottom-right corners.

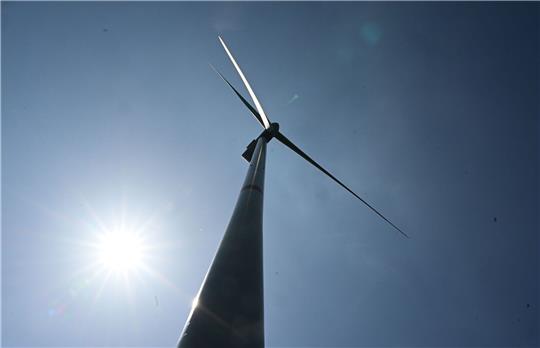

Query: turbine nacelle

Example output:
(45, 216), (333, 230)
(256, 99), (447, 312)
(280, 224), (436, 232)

(242, 123), (280, 162)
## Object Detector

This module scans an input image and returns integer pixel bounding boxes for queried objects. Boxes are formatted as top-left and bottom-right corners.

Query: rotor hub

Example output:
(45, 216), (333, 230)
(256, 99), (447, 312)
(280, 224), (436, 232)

(268, 122), (279, 137)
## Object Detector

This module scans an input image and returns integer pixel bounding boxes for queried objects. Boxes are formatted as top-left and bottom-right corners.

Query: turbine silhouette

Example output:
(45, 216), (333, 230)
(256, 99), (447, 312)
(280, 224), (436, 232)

(177, 36), (407, 348)
(215, 36), (407, 237)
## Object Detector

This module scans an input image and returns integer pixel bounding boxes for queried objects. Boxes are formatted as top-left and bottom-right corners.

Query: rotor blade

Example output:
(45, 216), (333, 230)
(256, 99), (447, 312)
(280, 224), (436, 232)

(209, 64), (266, 129)
(218, 36), (271, 129)
(275, 131), (409, 238)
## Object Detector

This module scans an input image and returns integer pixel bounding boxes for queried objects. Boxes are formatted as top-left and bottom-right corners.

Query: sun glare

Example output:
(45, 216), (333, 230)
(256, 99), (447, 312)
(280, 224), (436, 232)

(96, 230), (145, 273)
(61, 200), (181, 308)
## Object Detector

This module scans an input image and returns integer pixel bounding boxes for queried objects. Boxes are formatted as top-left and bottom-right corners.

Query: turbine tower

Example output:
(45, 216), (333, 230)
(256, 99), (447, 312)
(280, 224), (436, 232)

(177, 37), (407, 348)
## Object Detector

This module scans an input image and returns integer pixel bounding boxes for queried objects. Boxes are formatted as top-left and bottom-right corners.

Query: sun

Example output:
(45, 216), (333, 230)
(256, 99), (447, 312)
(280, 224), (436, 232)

(61, 201), (181, 308)
(96, 229), (145, 274)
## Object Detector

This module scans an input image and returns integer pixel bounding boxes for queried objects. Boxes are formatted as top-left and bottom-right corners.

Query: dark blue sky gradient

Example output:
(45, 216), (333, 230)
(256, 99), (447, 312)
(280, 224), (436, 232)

(2, 2), (539, 347)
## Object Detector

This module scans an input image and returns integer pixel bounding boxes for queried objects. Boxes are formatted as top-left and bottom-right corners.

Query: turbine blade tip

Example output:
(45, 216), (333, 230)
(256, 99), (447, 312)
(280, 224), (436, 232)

(400, 230), (410, 239)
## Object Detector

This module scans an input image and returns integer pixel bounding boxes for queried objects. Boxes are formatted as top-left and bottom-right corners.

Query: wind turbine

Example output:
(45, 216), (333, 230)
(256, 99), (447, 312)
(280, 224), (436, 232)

(177, 36), (407, 348)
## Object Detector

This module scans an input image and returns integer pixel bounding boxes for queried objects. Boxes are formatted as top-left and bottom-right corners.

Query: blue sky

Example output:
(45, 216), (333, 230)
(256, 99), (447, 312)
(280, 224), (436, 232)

(2, 2), (538, 347)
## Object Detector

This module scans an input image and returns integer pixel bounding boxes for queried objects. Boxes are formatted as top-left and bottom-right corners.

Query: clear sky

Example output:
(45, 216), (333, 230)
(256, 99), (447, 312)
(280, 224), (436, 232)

(2, 2), (538, 347)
